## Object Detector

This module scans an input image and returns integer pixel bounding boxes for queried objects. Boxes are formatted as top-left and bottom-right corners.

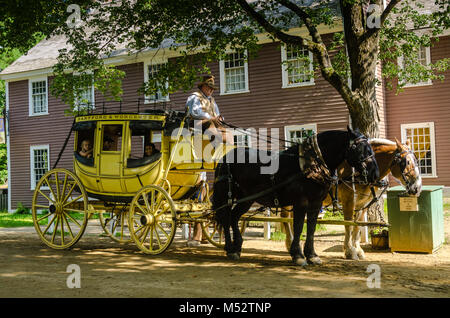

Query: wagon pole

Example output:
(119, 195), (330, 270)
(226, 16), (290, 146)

(238, 214), (390, 228)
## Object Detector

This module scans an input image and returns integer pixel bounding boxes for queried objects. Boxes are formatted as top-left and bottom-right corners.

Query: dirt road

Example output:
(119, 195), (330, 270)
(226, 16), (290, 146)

(0, 218), (449, 299)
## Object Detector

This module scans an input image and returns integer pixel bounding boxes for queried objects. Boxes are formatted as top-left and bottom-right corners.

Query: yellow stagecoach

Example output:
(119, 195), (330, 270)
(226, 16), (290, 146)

(31, 108), (233, 254)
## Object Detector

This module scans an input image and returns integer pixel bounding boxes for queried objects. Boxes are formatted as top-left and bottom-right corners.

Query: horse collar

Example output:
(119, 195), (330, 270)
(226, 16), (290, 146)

(298, 135), (335, 185)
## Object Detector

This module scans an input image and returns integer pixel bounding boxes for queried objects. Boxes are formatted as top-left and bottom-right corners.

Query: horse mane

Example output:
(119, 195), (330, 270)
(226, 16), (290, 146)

(369, 138), (396, 146)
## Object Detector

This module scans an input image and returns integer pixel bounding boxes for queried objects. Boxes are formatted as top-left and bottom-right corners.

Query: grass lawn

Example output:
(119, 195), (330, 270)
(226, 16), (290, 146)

(0, 211), (97, 228)
(0, 212), (42, 227)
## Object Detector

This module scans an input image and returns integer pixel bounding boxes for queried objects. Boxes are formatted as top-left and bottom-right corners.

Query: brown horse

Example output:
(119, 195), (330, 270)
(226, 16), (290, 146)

(281, 138), (422, 260)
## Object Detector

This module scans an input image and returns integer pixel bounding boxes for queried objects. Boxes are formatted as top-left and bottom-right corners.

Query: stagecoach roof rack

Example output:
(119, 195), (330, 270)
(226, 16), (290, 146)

(75, 97), (186, 117)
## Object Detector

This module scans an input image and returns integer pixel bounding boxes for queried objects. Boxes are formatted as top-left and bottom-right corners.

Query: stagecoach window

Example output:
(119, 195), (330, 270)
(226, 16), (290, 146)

(128, 125), (161, 160)
(75, 122), (96, 166)
(102, 125), (122, 152)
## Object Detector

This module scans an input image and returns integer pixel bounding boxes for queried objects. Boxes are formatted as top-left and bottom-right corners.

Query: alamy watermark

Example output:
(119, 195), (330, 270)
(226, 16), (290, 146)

(367, 4), (382, 29)
(366, 264), (381, 288)
(171, 120), (280, 174)
(66, 264), (81, 288)
(66, 4), (82, 28)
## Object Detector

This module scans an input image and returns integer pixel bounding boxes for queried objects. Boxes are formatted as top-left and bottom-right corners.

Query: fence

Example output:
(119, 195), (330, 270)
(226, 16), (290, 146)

(0, 193), (7, 211)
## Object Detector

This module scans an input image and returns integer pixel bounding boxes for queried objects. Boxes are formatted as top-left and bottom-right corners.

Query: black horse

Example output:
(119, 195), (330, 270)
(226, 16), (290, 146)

(212, 127), (379, 266)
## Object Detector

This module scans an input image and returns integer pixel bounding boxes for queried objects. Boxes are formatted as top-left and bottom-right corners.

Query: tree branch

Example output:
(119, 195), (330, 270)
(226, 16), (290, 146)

(274, 0), (324, 45)
(234, 0), (317, 51)
(235, 0), (354, 112)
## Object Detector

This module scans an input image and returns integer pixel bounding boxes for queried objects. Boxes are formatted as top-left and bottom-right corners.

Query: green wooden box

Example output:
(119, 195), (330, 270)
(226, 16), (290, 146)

(387, 185), (445, 253)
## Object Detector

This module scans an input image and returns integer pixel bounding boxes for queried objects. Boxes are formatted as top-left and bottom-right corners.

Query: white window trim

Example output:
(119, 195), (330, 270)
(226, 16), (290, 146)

(28, 77), (49, 116)
(143, 58), (170, 104)
(73, 71), (95, 111)
(281, 45), (315, 89)
(284, 123), (317, 148)
(219, 50), (250, 95)
(401, 122), (437, 178)
(398, 46), (432, 88)
(30, 145), (50, 190)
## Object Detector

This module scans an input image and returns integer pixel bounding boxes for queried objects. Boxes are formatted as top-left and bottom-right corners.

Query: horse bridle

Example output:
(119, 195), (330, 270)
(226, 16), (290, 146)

(392, 149), (419, 191)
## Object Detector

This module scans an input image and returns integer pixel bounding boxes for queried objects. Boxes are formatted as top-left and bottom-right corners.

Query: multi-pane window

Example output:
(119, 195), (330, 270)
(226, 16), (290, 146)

(282, 45), (314, 88)
(284, 124), (317, 148)
(30, 145), (50, 189)
(401, 122), (436, 177)
(220, 51), (249, 94)
(144, 62), (169, 103)
(399, 45), (432, 87)
(29, 79), (48, 115)
(75, 85), (95, 111)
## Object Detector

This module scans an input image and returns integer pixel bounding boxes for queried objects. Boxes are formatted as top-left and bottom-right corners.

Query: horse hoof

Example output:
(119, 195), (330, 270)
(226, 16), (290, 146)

(345, 254), (359, 260)
(227, 253), (240, 261)
(307, 256), (322, 265)
(357, 251), (366, 260)
(293, 257), (308, 267)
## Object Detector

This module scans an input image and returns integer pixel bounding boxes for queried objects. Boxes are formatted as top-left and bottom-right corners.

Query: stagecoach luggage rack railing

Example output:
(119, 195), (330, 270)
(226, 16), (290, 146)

(76, 98), (182, 116)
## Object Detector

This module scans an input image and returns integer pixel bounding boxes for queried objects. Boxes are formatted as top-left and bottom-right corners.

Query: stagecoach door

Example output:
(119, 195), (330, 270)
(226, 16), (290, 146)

(97, 122), (124, 191)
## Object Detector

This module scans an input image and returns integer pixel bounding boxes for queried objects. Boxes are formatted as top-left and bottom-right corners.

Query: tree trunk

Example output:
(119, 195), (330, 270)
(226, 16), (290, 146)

(348, 90), (380, 138)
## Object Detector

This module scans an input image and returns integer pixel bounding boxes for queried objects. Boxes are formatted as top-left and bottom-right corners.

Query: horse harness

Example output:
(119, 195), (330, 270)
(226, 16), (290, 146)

(338, 147), (416, 214)
(215, 134), (338, 212)
(391, 148), (419, 190)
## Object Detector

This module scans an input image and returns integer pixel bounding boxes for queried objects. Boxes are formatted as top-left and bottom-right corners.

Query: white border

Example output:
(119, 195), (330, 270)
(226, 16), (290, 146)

(28, 76), (49, 116)
(400, 121), (437, 178)
(30, 144), (50, 190)
(143, 58), (170, 104)
(219, 50), (250, 95)
(281, 45), (315, 89)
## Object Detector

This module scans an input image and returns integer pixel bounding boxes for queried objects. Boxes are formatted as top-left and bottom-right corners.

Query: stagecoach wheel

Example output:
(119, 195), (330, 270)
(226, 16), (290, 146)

(128, 185), (177, 255)
(31, 168), (88, 249)
(201, 219), (225, 248)
(99, 209), (132, 244)
(201, 219), (247, 248)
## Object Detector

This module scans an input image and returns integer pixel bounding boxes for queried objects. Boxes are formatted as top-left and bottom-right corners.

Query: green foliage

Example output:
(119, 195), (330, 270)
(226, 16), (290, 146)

(0, 1), (91, 52)
(0, 47), (23, 112)
(14, 202), (30, 215)
(380, 0), (450, 92)
(0, 144), (7, 185)
(2, 0), (449, 126)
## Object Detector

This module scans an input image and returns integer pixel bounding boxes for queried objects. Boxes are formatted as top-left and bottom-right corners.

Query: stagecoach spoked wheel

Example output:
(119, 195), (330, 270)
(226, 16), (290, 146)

(31, 168), (88, 249)
(201, 219), (225, 248)
(128, 185), (177, 255)
(99, 209), (132, 244)
(201, 219), (247, 248)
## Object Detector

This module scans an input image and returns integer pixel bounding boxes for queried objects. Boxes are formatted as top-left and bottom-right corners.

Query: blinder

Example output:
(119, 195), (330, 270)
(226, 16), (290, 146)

(392, 149), (420, 192)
